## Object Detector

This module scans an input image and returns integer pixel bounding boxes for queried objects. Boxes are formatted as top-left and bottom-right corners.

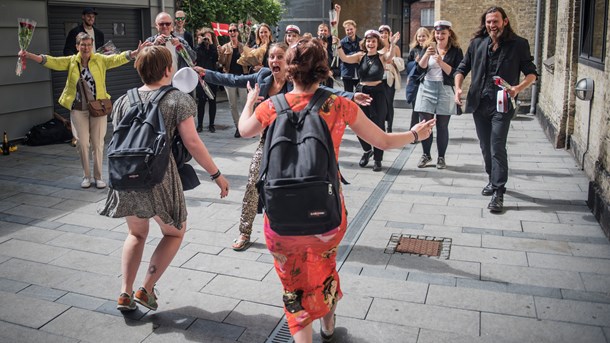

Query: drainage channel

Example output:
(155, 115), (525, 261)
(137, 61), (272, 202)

(265, 145), (415, 343)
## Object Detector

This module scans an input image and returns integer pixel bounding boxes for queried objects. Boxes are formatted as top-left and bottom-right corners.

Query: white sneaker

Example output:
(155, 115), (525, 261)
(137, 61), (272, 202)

(95, 179), (107, 189)
(81, 177), (92, 188)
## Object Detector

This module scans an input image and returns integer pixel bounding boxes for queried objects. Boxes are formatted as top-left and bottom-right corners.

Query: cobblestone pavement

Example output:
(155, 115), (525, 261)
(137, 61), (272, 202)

(1, 97), (609, 343)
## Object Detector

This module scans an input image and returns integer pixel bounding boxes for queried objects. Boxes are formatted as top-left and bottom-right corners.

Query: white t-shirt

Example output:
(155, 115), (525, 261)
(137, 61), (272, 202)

(425, 56), (444, 82)
(165, 40), (179, 76)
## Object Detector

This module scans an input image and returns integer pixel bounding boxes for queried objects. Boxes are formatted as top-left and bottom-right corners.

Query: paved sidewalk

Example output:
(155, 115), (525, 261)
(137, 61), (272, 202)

(0, 100), (609, 343)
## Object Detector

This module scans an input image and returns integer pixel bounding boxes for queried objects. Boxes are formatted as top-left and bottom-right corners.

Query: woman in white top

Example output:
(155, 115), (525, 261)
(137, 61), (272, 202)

(414, 20), (463, 169)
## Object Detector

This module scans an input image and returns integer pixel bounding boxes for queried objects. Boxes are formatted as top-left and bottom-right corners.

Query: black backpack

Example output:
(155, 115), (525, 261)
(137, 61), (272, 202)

(24, 118), (72, 146)
(257, 88), (342, 236)
(107, 86), (175, 191)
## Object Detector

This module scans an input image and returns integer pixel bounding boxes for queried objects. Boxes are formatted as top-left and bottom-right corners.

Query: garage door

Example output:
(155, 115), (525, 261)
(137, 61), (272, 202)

(48, 6), (143, 115)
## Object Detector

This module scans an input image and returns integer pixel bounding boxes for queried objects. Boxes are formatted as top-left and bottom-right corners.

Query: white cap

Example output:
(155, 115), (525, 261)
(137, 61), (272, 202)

(172, 67), (199, 93)
(433, 20), (452, 30)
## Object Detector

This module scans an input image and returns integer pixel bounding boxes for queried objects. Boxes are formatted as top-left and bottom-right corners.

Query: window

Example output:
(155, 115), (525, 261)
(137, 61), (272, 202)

(421, 8), (434, 27)
(579, 0), (608, 68)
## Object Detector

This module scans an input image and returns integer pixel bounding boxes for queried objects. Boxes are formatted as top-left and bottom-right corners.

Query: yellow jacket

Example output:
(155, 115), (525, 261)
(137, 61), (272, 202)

(41, 51), (131, 110)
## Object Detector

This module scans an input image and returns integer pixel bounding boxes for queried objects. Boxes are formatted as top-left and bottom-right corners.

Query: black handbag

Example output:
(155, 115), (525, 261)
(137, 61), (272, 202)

(172, 133), (200, 191)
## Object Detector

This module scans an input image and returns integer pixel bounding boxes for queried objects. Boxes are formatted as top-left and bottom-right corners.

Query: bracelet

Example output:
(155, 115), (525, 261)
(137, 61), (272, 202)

(337, 46), (343, 50)
(410, 129), (419, 143)
(210, 170), (221, 180)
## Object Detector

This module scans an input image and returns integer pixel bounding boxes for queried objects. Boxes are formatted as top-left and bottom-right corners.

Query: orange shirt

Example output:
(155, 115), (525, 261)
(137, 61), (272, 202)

(254, 92), (359, 160)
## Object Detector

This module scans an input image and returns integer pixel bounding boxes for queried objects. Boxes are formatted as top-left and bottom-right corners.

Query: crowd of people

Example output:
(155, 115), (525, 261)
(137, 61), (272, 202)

(18, 5), (536, 343)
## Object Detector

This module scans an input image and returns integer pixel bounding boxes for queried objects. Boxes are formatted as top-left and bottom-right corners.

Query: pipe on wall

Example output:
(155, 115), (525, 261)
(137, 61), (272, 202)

(529, 0), (543, 115)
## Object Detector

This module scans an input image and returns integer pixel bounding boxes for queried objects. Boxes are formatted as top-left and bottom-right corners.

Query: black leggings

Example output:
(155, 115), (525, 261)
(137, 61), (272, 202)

(419, 112), (451, 157)
(357, 83), (388, 162)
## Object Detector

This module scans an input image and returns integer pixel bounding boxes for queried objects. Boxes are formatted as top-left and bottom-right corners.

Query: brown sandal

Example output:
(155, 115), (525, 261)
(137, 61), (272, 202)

(231, 234), (251, 251)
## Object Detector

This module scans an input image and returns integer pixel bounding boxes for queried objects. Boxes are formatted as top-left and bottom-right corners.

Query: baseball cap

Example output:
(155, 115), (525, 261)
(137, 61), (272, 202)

(285, 25), (300, 34)
(378, 25), (391, 33)
(364, 30), (381, 39)
(82, 7), (98, 15)
(433, 20), (452, 31)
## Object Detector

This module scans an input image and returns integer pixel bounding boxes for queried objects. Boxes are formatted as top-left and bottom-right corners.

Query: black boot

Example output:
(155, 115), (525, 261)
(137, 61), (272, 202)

(372, 161), (382, 172)
(359, 150), (373, 168)
(482, 182), (493, 196)
(487, 191), (504, 212)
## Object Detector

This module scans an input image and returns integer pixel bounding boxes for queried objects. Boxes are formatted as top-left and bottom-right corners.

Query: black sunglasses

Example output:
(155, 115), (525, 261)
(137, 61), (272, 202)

(228, 29), (238, 33)
(158, 22), (172, 27)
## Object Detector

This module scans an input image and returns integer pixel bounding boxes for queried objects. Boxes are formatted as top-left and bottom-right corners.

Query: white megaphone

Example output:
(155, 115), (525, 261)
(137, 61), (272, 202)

(172, 67), (199, 93)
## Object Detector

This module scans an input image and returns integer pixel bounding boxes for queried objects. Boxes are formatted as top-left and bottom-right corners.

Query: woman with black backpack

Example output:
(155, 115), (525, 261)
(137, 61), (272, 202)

(238, 37), (435, 343)
(99, 46), (229, 313)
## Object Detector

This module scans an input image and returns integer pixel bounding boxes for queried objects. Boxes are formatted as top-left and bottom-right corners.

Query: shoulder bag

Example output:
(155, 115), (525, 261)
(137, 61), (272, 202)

(80, 77), (112, 117)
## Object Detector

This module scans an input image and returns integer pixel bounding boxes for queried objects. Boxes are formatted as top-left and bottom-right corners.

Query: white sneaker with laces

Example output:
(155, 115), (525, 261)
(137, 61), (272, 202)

(95, 179), (107, 189)
(81, 177), (92, 188)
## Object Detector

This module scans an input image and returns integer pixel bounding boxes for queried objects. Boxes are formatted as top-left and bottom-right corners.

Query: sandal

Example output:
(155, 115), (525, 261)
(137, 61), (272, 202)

(231, 234), (251, 251)
(320, 313), (336, 342)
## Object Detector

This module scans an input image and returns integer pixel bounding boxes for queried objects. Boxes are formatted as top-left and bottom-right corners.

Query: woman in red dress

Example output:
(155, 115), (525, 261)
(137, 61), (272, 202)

(238, 38), (435, 342)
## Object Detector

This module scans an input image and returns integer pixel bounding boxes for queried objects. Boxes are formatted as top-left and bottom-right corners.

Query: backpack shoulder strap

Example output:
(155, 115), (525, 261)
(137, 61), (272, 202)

(127, 88), (143, 112)
(304, 88), (332, 114)
(270, 93), (292, 117)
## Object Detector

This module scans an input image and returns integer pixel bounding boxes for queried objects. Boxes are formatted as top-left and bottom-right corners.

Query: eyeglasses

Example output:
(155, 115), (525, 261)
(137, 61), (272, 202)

(157, 22), (172, 27)
(228, 29), (238, 33)
(175, 17), (185, 21)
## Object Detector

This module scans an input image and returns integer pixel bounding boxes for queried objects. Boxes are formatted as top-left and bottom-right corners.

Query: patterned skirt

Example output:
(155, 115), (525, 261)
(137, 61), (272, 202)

(264, 198), (347, 335)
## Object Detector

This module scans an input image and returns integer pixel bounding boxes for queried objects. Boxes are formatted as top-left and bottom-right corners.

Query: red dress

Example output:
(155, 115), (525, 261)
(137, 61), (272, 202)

(255, 92), (359, 334)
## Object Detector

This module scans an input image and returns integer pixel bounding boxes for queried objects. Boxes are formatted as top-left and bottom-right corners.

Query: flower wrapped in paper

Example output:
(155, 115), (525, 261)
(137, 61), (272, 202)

(97, 40), (120, 55)
(238, 19), (253, 46)
(237, 44), (267, 68)
(16, 18), (37, 76)
(175, 43), (215, 99)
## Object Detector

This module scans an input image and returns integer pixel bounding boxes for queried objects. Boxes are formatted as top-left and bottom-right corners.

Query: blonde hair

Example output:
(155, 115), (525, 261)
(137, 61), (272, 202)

(409, 27), (430, 49)
(342, 20), (357, 28)
(424, 27), (460, 50)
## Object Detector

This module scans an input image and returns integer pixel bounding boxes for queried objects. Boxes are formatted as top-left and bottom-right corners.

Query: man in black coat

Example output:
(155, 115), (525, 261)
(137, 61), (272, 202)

(455, 6), (537, 213)
(63, 7), (105, 56)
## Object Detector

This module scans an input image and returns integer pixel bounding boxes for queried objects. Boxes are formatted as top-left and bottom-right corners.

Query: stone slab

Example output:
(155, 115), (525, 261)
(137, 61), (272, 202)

(481, 264), (584, 290)
(223, 301), (282, 340)
(41, 307), (153, 343)
(0, 239), (71, 263)
(427, 284), (536, 317)
(0, 276), (29, 293)
(201, 274), (283, 306)
(535, 297), (610, 326)
(0, 291), (69, 329)
(339, 273), (428, 303)
(181, 252), (273, 280)
(450, 246), (528, 266)
(47, 232), (123, 255)
(367, 297), (480, 336)
(0, 321), (79, 343)
(481, 312), (607, 343)
(17, 284), (67, 302)
(49, 250), (121, 276)
(527, 253), (610, 274)
(55, 292), (108, 310)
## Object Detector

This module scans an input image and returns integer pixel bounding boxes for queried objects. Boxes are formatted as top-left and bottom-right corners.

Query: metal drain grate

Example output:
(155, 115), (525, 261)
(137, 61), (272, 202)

(397, 237), (442, 256)
(386, 234), (451, 259)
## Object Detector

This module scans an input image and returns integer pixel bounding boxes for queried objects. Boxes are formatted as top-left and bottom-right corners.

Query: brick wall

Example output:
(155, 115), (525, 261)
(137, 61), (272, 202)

(438, 0), (538, 103)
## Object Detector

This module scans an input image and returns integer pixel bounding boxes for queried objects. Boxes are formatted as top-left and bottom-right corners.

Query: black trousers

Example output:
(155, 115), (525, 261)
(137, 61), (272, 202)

(385, 84), (396, 132)
(357, 83), (387, 162)
(343, 78), (359, 93)
(472, 96), (513, 193)
(196, 83), (218, 127)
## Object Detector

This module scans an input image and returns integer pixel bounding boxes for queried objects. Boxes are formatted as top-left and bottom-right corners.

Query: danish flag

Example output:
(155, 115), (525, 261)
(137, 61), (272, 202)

(212, 22), (230, 36)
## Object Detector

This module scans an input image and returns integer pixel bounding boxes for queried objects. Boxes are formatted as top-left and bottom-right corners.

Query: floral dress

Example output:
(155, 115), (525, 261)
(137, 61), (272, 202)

(98, 89), (195, 229)
(255, 92), (358, 334)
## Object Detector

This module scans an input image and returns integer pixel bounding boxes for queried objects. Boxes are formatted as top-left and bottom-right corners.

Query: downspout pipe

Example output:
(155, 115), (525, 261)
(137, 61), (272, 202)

(529, 0), (543, 115)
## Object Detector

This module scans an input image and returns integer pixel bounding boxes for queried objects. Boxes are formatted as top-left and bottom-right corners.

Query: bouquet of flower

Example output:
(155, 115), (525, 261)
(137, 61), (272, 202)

(16, 18), (37, 76)
(493, 76), (517, 109)
(238, 19), (253, 46)
(176, 43), (215, 99)
(97, 40), (120, 55)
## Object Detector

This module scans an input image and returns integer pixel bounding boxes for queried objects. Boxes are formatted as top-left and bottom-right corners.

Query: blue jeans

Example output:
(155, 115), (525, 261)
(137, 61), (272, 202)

(472, 97), (513, 193)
